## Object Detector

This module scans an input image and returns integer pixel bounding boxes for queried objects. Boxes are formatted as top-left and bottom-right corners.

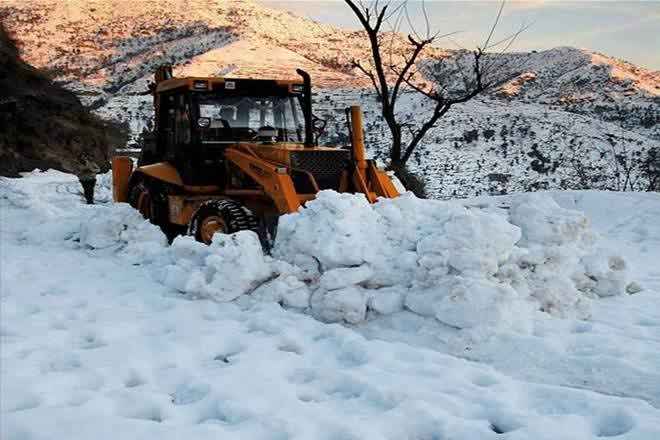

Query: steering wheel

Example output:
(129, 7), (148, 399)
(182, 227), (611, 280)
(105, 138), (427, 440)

(250, 126), (277, 142)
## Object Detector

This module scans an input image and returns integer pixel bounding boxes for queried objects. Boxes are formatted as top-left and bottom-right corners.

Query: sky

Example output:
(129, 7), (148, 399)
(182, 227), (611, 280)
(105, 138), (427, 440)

(263, 1), (660, 70)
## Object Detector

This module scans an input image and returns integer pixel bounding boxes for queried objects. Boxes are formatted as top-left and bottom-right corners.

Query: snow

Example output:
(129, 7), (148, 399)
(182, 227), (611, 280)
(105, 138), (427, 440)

(316, 89), (660, 200)
(266, 190), (632, 327)
(159, 233), (272, 302)
(2, 170), (660, 439)
(80, 203), (168, 263)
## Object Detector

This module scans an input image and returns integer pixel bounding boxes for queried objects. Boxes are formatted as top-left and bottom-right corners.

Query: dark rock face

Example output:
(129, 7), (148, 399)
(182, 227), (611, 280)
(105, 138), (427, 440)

(0, 24), (126, 177)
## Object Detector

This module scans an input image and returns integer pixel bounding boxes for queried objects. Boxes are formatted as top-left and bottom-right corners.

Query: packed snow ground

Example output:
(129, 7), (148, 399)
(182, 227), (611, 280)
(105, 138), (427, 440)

(2, 170), (660, 439)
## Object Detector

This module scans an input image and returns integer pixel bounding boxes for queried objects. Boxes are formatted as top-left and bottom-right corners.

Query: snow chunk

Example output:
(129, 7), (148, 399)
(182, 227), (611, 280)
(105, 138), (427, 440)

(320, 265), (373, 290)
(79, 203), (167, 262)
(406, 277), (533, 330)
(509, 193), (592, 246)
(251, 262), (311, 309)
(162, 232), (273, 302)
(580, 252), (630, 298)
(273, 191), (386, 269)
(311, 286), (369, 324)
(367, 287), (405, 315)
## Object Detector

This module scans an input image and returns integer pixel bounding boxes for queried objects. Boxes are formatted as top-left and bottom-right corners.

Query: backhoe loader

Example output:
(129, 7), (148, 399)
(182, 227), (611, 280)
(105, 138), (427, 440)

(112, 65), (399, 245)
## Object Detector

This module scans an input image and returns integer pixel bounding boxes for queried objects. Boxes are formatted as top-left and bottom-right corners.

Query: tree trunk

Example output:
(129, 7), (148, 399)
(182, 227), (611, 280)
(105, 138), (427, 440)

(390, 132), (402, 163)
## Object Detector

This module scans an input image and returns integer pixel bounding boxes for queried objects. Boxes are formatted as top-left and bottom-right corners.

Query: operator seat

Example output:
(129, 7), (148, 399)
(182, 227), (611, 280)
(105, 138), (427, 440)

(219, 107), (234, 129)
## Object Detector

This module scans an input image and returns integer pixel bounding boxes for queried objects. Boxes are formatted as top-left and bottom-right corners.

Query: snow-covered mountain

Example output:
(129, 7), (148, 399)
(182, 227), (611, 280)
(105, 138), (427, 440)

(1, 0), (420, 93)
(483, 47), (659, 139)
(2, 0), (658, 197)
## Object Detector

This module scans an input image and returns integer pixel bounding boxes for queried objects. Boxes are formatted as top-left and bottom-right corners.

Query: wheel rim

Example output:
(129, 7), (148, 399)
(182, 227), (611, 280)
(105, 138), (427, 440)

(200, 215), (227, 244)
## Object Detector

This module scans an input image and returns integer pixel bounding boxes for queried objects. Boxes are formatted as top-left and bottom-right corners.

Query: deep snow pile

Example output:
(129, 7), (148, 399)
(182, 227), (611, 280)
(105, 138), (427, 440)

(75, 189), (634, 331)
(272, 191), (629, 328)
(3, 171), (632, 331)
(4, 170), (660, 440)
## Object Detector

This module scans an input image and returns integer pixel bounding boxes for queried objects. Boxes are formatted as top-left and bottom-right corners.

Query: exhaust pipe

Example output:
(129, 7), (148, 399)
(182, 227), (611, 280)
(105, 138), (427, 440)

(296, 69), (314, 148)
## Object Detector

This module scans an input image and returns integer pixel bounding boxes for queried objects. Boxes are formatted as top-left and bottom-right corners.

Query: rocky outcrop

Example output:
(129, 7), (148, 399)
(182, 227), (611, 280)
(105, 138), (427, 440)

(0, 23), (126, 177)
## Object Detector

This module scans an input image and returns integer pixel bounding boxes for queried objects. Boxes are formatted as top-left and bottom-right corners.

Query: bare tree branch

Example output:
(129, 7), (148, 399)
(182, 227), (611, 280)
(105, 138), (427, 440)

(351, 59), (382, 99)
(343, 0), (522, 191)
(482, 0), (505, 50)
(390, 35), (431, 105)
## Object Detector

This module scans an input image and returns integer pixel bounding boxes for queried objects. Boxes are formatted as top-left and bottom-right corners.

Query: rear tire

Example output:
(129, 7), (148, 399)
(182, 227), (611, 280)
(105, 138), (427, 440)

(128, 181), (155, 220)
(128, 177), (181, 242)
(188, 199), (261, 246)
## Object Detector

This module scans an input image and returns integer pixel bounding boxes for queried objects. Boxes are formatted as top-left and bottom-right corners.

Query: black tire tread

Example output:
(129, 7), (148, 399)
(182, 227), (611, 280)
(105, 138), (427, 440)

(188, 199), (260, 243)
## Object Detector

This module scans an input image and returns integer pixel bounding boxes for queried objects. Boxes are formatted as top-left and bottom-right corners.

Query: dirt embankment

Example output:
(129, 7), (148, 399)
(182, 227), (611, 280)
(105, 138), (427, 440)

(0, 23), (126, 177)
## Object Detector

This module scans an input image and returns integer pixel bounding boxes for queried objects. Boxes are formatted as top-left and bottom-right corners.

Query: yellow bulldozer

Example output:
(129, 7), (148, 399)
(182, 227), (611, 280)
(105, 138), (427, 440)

(112, 65), (399, 246)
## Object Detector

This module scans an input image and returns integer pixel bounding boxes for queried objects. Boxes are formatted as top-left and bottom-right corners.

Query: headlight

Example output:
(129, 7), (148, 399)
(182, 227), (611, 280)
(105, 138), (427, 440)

(197, 117), (210, 128)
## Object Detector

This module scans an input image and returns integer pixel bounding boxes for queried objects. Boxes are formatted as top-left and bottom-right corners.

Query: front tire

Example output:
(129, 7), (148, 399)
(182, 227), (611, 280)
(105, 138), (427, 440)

(128, 177), (181, 241)
(188, 199), (260, 245)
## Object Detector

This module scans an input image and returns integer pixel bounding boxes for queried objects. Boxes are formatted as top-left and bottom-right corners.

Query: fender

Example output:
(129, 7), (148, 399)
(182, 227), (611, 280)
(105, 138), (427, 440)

(132, 162), (184, 186)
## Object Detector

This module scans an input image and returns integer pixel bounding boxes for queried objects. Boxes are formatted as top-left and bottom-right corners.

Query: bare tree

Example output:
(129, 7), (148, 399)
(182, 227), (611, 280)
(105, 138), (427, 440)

(344, 0), (525, 194)
(644, 147), (660, 192)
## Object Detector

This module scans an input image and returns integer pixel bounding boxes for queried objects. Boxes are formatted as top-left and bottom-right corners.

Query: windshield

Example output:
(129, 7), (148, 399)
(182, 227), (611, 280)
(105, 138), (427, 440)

(196, 94), (305, 143)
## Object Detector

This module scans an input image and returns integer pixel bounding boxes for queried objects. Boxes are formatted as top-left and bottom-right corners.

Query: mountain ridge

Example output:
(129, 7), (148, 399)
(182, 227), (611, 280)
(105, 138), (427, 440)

(3, 0), (657, 98)
(2, 0), (658, 196)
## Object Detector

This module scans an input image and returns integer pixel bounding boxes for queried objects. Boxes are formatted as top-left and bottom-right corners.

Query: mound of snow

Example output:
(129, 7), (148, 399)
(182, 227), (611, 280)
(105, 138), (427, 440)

(505, 194), (631, 317)
(79, 203), (167, 262)
(0, 170), (640, 334)
(13, 168), (624, 331)
(150, 190), (633, 331)
(158, 232), (272, 301)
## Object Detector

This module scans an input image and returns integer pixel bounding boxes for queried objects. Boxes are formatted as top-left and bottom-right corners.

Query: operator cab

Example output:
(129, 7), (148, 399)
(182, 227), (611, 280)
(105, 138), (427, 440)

(196, 87), (305, 144)
(144, 68), (315, 185)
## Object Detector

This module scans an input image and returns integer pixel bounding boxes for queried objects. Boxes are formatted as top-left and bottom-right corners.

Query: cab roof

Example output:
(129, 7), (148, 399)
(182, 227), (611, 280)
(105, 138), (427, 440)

(156, 77), (304, 94)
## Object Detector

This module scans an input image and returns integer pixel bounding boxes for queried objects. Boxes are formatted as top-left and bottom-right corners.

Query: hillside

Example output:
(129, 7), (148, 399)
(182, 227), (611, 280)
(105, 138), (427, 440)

(485, 47), (659, 138)
(2, 0), (658, 196)
(1, 0), (434, 93)
(320, 46), (659, 196)
(321, 82), (659, 198)
(0, 22), (125, 177)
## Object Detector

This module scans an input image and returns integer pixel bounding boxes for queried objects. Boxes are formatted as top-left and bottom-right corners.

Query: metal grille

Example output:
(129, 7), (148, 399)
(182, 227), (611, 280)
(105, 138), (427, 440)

(289, 149), (350, 178)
